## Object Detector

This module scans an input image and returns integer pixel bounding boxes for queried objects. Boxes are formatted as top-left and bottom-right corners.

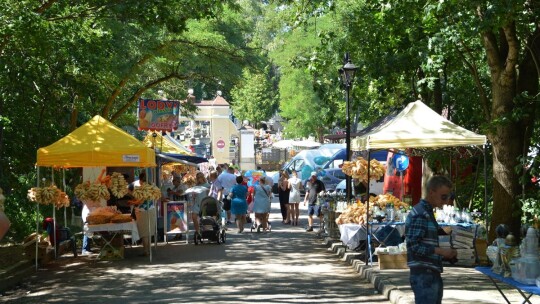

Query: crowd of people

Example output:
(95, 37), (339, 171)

(158, 163), (328, 236)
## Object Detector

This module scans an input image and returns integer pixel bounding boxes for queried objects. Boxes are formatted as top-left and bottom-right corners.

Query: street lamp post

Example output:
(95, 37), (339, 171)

(338, 53), (357, 204)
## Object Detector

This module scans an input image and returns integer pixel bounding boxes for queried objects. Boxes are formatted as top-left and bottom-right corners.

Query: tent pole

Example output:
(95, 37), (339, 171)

(52, 169), (57, 259)
(365, 149), (371, 266)
(63, 169), (67, 227)
(36, 166), (40, 271)
(484, 145), (488, 234)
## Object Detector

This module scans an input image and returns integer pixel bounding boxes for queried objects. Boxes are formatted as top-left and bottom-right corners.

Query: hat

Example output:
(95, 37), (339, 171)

(310, 171), (317, 177)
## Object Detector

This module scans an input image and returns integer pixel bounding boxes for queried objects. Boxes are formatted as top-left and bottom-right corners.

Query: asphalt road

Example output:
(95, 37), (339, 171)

(0, 201), (390, 304)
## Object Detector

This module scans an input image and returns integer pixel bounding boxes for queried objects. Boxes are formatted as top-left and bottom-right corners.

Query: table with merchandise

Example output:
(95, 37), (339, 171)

(84, 221), (140, 259)
(476, 266), (540, 304)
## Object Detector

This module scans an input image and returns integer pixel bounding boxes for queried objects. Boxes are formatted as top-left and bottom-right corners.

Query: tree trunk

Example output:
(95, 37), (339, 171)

(488, 79), (524, 241)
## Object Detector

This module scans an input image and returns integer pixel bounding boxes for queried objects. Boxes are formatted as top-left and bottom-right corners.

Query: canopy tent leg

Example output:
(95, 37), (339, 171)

(35, 166), (40, 271)
(365, 149), (371, 266)
(52, 168), (57, 259)
(63, 169), (67, 227)
(484, 145), (488, 235)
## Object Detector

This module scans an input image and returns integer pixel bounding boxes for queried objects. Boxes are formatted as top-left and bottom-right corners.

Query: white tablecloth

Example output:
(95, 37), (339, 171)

(84, 221), (140, 244)
(339, 223), (368, 250)
(339, 222), (406, 250)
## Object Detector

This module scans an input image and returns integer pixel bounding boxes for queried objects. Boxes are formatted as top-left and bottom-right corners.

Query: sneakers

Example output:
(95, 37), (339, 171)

(305, 226), (314, 232)
(226, 221), (233, 225)
(81, 250), (91, 256)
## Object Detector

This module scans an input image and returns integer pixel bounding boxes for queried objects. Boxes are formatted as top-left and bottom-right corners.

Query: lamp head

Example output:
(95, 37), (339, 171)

(339, 53), (357, 87)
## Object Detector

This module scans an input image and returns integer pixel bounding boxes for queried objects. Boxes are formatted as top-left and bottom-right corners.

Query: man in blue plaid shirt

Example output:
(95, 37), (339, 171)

(405, 175), (457, 304)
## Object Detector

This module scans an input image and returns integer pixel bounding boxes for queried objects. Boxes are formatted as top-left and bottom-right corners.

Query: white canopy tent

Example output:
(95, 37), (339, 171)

(351, 100), (487, 150)
(349, 100), (488, 266)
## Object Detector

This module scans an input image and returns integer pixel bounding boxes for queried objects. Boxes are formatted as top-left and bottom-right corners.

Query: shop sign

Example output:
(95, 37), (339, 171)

(137, 98), (180, 131)
(122, 154), (140, 163)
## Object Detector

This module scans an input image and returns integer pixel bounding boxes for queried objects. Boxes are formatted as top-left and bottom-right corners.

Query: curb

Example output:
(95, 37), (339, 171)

(0, 260), (35, 293)
(323, 237), (414, 304)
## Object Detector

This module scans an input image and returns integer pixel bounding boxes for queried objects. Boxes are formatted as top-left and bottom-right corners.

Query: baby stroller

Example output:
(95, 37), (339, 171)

(194, 197), (226, 245)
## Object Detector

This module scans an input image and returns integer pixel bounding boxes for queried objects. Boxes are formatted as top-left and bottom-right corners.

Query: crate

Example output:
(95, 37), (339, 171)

(378, 253), (408, 270)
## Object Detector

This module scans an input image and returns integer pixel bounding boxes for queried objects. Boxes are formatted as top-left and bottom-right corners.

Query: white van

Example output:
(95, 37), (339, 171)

(282, 144), (344, 180)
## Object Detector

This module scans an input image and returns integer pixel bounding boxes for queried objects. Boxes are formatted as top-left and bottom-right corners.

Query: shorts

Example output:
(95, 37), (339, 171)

(222, 198), (231, 211)
(307, 204), (321, 217)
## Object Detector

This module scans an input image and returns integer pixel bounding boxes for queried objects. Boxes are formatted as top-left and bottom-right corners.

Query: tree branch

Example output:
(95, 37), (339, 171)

(109, 73), (191, 121)
(35, 0), (59, 14)
(456, 40), (491, 119)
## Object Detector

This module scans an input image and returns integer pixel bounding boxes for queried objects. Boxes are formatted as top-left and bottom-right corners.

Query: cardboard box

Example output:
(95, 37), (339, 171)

(378, 253), (408, 270)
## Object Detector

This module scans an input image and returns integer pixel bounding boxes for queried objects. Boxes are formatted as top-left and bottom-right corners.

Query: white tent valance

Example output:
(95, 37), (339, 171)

(351, 100), (487, 150)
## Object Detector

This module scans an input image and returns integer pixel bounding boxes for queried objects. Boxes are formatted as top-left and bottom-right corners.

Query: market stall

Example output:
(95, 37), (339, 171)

(348, 100), (487, 265)
(34, 115), (157, 267)
(143, 131), (208, 243)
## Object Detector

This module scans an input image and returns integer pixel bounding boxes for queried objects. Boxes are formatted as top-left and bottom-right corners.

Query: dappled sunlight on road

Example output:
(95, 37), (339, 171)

(1, 201), (389, 303)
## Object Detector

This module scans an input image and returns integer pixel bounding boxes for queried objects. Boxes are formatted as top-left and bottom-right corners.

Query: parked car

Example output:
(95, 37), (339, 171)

(334, 177), (384, 197)
(319, 168), (347, 192)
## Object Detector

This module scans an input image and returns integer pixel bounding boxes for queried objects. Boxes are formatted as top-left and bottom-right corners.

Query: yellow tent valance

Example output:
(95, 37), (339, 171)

(142, 132), (193, 155)
(37, 115), (156, 168)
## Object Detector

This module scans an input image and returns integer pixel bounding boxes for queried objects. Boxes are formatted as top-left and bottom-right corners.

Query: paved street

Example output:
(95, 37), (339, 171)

(0, 201), (389, 303)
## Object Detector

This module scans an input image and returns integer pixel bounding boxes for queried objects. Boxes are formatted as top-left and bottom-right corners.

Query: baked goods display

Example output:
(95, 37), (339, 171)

(109, 172), (129, 198)
(27, 186), (70, 209)
(86, 206), (122, 225)
(336, 193), (410, 225)
(130, 183), (161, 205)
(341, 157), (385, 182)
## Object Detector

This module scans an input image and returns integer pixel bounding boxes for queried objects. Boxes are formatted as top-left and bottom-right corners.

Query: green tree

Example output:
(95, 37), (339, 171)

(231, 69), (277, 127)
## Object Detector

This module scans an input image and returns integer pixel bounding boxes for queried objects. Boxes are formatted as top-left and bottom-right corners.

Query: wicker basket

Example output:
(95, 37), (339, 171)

(110, 214), (132, 224)
(87, 214), (113, 225)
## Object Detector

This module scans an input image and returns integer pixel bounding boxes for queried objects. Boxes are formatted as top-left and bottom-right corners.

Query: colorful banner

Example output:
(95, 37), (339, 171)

(137, 99), (180, 131)
(165, 201), (188, 233)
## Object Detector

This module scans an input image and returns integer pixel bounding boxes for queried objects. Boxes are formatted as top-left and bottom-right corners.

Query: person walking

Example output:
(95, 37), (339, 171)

(229, 175), (248, 233)
(252, 176), (272, 232)
(217, 167), (237, 225)
(190, 172), (210, 239)
(304, 172), (325, 232)
(288, 170), (302, 226)
(278, 171), (290, 224)
(405, 175), (457, 304)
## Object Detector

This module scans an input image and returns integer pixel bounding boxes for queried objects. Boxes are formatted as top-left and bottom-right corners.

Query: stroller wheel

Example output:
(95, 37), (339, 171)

(220, 230), (226, 244)
(216, 231), (221, 244)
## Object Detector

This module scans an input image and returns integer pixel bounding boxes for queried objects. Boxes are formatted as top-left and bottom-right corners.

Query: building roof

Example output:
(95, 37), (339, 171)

(197, 95), (230, 106)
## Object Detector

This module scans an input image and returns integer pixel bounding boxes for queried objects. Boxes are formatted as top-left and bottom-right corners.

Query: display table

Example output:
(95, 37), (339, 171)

(85, 221), (140, 259)
(339, 222), (405, 251)
(476, 266), (540, 304)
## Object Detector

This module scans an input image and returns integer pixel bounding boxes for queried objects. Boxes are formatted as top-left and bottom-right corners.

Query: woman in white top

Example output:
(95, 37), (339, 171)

(288, 170), (303, 226)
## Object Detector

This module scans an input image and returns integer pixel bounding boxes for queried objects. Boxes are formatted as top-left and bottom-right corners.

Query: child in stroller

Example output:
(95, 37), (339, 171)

(194, 196), (226, 245)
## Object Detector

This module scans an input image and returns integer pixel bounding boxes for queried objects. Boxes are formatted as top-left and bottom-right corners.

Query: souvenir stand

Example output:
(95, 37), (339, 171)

(346, 100), (488, 265)
(34, 115), (157, 267)
(142, 131), (208, 243)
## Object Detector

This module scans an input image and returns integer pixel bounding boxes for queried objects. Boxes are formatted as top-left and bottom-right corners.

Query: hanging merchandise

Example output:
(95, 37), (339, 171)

(392, 151), (409, 172)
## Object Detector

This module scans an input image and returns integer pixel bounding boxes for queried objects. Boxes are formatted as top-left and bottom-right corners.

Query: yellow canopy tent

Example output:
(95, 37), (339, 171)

(142, 131), (193, 155)
(37, 115), (156, 168)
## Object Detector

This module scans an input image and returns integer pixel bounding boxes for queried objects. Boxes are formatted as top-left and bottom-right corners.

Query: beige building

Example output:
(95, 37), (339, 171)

(178, 95), (239, 165)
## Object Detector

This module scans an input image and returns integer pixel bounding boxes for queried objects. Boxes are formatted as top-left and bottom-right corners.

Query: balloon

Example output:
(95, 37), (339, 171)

(392, 152), (409, 172)
(244, 170), (253, 178)
(301, 165), (313, 180)
(314, 156), (330, 166)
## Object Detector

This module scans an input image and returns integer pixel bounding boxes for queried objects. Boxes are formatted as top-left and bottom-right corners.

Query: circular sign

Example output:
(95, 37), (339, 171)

(216, 139), (225, 149)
